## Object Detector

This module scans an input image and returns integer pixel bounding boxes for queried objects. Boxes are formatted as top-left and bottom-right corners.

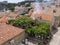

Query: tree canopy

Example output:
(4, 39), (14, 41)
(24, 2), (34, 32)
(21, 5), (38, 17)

(8, 16), (50, 38)
(7, 5), (14, 11)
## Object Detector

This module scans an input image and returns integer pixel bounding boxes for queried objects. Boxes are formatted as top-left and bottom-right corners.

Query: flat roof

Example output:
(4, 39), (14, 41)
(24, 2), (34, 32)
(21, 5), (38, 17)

(0, 23), (24, 45)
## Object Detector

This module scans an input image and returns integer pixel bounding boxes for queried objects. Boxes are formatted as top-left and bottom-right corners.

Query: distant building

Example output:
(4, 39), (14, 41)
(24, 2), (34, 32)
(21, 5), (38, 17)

(28, 0), (60, 28)
(2, 1), (8, 4)
(25, 0), (55, 2)
(25, 0), (35, 1)
(0, 1), (17, 12)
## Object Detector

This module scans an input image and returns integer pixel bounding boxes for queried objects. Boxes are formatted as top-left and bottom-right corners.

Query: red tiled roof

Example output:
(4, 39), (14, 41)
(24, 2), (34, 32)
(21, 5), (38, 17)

(0, 16), (8, 23)
(30, 11), (53, 22)
(42, 14), (53, 21)
(0, 23), (24, 45)
(12, 14), (19, 18)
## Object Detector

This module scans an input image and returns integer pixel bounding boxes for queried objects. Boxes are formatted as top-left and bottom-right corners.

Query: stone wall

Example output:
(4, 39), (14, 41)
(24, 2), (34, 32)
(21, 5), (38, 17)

(2, 31), (25, 45)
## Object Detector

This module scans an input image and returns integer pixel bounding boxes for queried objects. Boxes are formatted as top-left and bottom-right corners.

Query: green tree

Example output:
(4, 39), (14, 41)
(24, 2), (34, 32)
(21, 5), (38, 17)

(7, 5), (14, 11)
(8, 16), (50, 38)
(8, 16), (34, 28)
(26, 21), (50, 38)
(8, 16), (51, 45)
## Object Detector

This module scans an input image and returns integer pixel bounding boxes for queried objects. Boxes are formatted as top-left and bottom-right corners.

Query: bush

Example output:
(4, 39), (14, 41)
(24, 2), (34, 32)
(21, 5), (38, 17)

(26, 21), (50, 38)
(8, 19), (15, 24)
(8, 16), (50, 39)
(8, 16), (34, 28)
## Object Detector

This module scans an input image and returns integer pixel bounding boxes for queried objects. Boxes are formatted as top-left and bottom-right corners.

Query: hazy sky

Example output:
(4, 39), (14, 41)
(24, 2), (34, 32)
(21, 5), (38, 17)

(0, 0), (24, 3)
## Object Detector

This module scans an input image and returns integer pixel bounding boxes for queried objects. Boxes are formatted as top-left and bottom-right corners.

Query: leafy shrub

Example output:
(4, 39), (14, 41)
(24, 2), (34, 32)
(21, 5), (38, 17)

(8, 16), (50, 38)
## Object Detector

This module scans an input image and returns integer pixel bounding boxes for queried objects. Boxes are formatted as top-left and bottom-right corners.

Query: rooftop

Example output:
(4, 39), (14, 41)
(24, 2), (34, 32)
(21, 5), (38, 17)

(30, 11), (54, 22)
(0, 23), (24, 45)
(0, 16), (7, 23)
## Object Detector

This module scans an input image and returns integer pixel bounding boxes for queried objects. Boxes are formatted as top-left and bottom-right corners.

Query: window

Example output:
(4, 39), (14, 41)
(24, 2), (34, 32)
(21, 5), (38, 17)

(53, 10), (56, 13)
(56, 4), (60, 8)
(42, 7), (45, 10)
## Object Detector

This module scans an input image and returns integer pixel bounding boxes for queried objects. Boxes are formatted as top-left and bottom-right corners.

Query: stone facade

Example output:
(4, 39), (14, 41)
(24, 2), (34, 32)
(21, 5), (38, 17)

(1, 31), (25, 45)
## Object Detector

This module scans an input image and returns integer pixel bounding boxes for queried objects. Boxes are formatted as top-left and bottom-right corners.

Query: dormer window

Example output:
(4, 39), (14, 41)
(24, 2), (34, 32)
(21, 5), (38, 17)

(42, 7), (45, 10)
(56, 5), (58, 7)
(53, 10), (56, 13)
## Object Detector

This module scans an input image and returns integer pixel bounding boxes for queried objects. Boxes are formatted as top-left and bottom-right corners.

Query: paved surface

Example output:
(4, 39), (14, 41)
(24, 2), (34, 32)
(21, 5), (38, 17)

(49, 27), (60, 45)
(27, 42), (37, 45)
(19, 42), (37, 45)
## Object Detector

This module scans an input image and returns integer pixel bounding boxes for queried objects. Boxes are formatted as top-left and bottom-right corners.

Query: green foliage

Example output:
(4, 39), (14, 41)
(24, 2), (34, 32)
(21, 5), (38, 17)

(8, 19), (15, 24)
(26, 21), (50, 37)
(8, 16), (33, 28)
(8, 16), (50, 38)
(7, 5), (14, 11)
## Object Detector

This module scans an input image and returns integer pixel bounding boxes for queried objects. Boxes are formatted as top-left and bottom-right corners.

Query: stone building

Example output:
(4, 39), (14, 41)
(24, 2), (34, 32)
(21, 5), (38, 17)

(28, 0), (60, 29)
(0, 23), (25, 45)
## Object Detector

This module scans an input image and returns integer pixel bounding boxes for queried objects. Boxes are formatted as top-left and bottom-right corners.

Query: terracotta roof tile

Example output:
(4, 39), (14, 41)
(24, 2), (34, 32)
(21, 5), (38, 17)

(0, 23), (24, 45)
(12, 14), (19, 18)
(30, 11), (53, 21)
(0, 16), (8, 23)
(42, 14), (53, 21)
